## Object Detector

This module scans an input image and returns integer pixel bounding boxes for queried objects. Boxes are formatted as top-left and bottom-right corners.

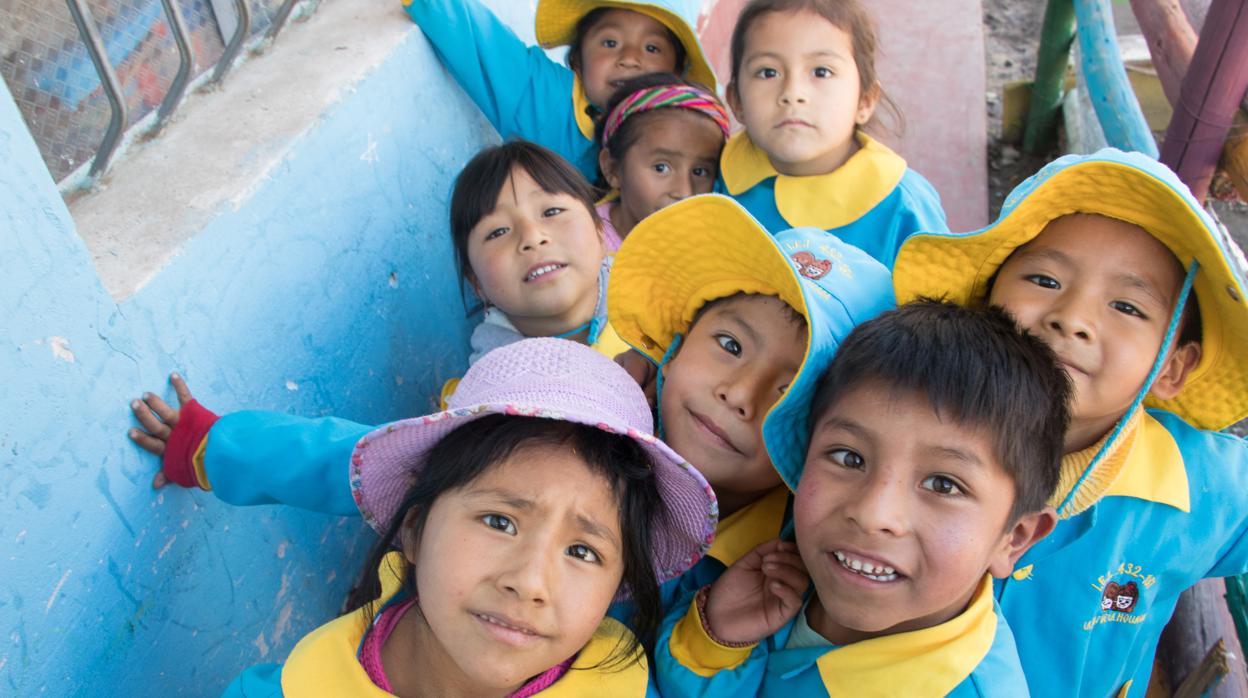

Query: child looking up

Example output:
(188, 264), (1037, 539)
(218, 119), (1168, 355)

(721, 0), (947, 267)
(893, 148), (1248, 697)
(223, 338), (718, 696)
(403, 0), (716, 180)
(655, 301), (1070, 696)
(594, 73), (729, 248)
(608, 193), (894, 603)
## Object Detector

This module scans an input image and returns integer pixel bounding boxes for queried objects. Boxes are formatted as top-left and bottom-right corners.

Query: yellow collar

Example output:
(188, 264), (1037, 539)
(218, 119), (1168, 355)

(816, 575), (997, 697)
(282, 552), (648, 696)
(707, 486), (789, 566)
(571, 75), (597, 141)
(719, 130), (907, 230)
(1050, 410), (1190, 518)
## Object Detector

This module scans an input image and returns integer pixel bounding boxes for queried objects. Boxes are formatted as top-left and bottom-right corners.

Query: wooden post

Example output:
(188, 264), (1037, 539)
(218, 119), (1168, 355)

(1158, 0), (1248, 201)
(1023, 0), (1077, 154)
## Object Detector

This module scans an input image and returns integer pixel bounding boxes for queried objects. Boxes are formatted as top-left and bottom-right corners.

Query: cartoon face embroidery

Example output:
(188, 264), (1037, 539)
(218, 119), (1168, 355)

(791, 251), (832, 280)
(1101, 581), (1139, 613)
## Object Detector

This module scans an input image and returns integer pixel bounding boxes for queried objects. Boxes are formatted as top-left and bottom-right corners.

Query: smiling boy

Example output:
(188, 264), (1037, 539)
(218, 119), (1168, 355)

(654, 301), (1069, 696)
(893, 148), (1248, 696)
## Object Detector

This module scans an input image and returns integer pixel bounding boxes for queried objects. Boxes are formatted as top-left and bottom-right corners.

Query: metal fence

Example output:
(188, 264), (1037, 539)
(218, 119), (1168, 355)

(0, 0), (313, 184)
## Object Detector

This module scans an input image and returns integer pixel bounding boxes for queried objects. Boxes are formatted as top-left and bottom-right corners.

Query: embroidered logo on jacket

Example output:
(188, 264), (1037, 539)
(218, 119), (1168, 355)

(1084, 563), (1154, 630)
(791, 251), (832, 280)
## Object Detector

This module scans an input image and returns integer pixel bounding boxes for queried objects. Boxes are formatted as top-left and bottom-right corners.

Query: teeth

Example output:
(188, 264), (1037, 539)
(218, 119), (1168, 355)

(477, 613), (536, 635)
(526, 264), (563, 281)
(833, 550), (899, 582)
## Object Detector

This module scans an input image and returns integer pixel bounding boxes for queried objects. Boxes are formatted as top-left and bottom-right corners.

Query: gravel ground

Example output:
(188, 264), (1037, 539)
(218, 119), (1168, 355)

(980, 0), (1247, 437)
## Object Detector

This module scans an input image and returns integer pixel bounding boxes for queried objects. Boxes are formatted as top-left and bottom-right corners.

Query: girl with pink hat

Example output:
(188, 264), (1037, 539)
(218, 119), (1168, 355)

(219, 338), (716, 695)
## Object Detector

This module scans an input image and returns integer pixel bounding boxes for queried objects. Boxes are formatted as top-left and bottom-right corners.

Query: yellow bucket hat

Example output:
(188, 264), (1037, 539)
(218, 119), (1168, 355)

(535, 0), (717, 92)
(894, 148), (1248, 431)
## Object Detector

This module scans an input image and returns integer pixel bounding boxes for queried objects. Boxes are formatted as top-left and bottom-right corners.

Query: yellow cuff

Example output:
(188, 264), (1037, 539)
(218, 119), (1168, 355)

(669, 597), (755, 677)
(191, 436), (211, 491)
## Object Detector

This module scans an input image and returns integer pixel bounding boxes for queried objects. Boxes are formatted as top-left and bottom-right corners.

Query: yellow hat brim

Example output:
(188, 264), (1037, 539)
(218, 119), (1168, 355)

(895, 158), (1248, 431)
(535, 0), (718, 92)
(609, 195), (805, 362)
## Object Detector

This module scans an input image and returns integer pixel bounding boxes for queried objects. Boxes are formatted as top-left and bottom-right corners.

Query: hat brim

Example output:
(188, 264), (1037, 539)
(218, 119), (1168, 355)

(350, 402), (716, 585)
(536, 0), (718, 92)
(895, 153), (1248, 430)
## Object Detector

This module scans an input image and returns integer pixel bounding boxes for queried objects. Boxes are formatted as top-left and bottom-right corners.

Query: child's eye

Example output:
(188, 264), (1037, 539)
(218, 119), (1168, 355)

(645, 43), (663, 54)
(755, 67), (779, 79)
(601, 38), (618, 48)
(692, 166), (714, 179)
(921, 475), (964, 496)
(813, 66), (834, 78)
(714, 333), (742, 356)
(567, 544), (601, 564)
(828, 448), (865, 470)
(1024, 274), (1060, 289)
(652, 162), (671, 174)
(484, 227), (508, 241)
(777, 383), (790, 396)
(1110, 300), (1146, 318)
(542, 207), (565, 217)
(482, 514), (516, 534)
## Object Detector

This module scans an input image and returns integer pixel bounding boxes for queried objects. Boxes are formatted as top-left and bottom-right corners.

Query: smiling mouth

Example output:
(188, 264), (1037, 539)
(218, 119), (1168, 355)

(689, 410), (742, 454)
(471, 611), (544, 643)
(833, 550), (900, 582)
(524, 263), (567, 282)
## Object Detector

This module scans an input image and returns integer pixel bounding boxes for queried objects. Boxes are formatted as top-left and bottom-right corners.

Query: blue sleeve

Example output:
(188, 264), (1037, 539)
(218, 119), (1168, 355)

(653, 601), (769, 698)
(220, 663), (284, 697)
(881, 169), (949, 268)
(204, 411), (372, 516)
(1206, 433), (1248, 578)
(402, 0), (592, 171)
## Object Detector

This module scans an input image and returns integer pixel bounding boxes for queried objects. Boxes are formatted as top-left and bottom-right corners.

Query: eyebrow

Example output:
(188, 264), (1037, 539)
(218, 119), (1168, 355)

(926, 445), (984, 468)
(718, 309), (764, 348)
(574, 514), (619, 551)
(747, 50), (849, 63)
(814, 415), (873, 441)
(470, 488), (536, 511)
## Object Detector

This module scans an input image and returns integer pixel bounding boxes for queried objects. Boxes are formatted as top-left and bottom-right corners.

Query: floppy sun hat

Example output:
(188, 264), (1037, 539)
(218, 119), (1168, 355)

(536, 0), (717, 92)
(349, 337), (717, 584)
(894, 148), (1248, 431)
(608, 194), (895, 491)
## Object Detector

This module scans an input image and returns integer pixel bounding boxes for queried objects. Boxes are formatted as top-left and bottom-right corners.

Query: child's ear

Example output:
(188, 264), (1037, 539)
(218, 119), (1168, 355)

(726, 82), (745, 123)
(1149, 341), (1202, 401)
(856, 81), (882, 126)
(466, 271), (490, 306)
(987, 506), (1056, 579)
(598, 148), (622, 191)
(399, 507), (423, 567)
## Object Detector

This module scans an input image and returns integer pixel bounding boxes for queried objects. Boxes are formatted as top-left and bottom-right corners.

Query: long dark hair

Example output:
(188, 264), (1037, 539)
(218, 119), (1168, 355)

(449, 141), (602, 311)
(345, 414), (667, 666)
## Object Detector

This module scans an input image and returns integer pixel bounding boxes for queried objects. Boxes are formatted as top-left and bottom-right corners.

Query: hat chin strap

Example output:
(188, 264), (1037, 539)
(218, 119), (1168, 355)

(653, 333), (684, 439)
(1056, 260), (1200, 517)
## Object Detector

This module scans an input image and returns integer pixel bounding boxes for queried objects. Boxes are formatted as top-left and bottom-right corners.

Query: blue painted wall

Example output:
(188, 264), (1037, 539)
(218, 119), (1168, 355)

(0, 4), (539, 693)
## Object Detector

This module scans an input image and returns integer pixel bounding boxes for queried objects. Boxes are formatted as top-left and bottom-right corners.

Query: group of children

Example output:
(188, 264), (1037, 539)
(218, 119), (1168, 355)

(124, 0), (1248, 696)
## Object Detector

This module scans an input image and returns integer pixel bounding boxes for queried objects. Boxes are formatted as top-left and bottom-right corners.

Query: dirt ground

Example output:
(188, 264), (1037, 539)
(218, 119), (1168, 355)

(980, 0), (1247, 437)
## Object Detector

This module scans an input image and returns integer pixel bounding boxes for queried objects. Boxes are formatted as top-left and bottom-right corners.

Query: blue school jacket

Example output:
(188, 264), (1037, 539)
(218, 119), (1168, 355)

(401, 0), (598, 179)
(998, 409), (1248, 697)
(718, 130), (948, 269)
(655, 575), (1028, 697)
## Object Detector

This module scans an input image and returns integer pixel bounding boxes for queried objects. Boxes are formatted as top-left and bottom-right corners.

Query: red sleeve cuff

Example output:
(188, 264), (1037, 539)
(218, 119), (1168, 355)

(162, 400), (219, 488)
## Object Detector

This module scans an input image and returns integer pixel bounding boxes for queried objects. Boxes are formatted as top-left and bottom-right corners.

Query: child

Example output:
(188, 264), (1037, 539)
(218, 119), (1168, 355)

(607, 193), (894, 603)
(594, 73), (730, 248)
(654, 301), (1071, 696)
(720, 0), (947, 267)
(403, 0), (716, 180)
(447, 140), (627, 365)
(893, 148), (1248, 697)
(222, 338), (718, 696)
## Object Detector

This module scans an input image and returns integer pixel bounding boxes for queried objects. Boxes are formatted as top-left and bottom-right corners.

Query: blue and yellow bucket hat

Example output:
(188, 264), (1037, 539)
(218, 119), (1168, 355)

(537, 0), (717, 91)
(895, 148), (1248, 431)
(608, 194), (895, 490)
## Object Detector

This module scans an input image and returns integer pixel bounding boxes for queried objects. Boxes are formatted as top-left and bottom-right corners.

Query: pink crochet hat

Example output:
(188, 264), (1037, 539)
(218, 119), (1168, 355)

(349, 337), (718, 583)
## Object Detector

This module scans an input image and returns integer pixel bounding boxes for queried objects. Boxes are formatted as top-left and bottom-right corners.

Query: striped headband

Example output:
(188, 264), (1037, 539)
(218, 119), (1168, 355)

(602, 84), (731, 147)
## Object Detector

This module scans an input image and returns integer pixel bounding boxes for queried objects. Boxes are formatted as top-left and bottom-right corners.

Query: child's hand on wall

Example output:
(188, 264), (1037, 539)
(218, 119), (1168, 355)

(615, 349), (657, 407)
(703, 539), (809, 645)
(129, 373), (210, 489)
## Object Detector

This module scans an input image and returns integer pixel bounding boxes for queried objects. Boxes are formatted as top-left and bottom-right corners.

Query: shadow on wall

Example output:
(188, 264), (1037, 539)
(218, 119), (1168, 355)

(0, 3), (537, 694)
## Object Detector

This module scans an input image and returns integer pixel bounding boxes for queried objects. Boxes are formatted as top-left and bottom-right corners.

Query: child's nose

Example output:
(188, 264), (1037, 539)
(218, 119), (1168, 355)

(844, 475), (910, 536)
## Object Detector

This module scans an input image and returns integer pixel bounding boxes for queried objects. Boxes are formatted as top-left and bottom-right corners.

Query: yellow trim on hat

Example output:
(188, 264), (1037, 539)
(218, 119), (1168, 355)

(572, 73), (598, 141)
(817, 574), (998, 696)
(537, 0), (718, 93)
(894, 159), (1248, 431)
(609, 194), (807, 365)
(720, 130), (907, 231)
(707, 486), (788, 567)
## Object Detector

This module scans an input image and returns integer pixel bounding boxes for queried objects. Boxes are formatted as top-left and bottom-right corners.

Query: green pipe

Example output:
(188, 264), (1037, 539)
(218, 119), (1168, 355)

(1023, 0), (1077, 154)
(1228, 574), (1248, 662)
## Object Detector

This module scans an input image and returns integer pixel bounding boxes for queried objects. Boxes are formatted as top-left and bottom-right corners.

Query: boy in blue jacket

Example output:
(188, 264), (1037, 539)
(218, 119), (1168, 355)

(654, 300), (1070, 697)
(893, 148), (1248, 696)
